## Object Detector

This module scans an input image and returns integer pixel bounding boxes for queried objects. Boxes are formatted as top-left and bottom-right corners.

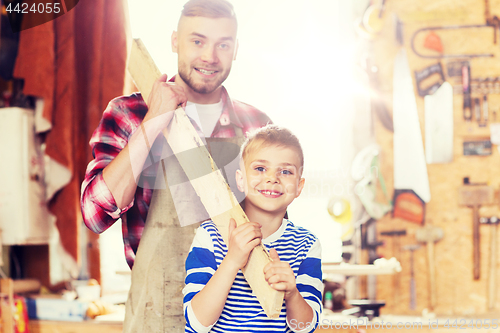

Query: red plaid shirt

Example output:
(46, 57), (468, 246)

(81, 86), (271, 268)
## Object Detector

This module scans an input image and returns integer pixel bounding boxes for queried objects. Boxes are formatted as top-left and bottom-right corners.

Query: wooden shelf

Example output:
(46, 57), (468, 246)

(29, 320), (123, 333)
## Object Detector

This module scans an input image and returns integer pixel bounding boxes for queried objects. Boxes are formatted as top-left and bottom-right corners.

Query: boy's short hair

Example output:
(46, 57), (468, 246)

(241, 124), (304, 171)
(181, 0), (236, 20)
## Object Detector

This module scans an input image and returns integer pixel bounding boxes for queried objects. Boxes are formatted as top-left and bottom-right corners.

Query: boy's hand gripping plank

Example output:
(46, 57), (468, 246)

(128, 38), (284, 318)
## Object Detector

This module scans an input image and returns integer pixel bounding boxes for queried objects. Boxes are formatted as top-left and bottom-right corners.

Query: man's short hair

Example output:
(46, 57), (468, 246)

(241, 124), (304, 171)
(181, 0), (236, 19)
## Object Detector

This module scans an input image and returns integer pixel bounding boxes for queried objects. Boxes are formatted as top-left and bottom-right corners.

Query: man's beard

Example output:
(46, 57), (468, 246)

(178, 62), (230, 95)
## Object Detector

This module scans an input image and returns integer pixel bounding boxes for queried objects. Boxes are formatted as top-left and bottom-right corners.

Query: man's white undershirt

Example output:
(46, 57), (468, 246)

(184, 100), (224, 138)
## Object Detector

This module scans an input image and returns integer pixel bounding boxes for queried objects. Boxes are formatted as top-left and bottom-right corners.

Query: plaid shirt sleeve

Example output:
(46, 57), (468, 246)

(81, 94), (147, 234)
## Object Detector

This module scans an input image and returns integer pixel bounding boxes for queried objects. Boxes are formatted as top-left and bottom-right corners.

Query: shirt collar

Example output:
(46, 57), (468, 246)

(170, 75), (244, 129)
(262, 219), (288, 245)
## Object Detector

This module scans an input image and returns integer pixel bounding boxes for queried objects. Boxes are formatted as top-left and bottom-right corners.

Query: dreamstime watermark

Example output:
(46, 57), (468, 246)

(4, 0), (80, 33)
(301, 178), (365, 198)
(128, 114), (385, 227)
(318, 319), (424, 330)
(290, 318), (500, 331)
(298, 165), (381, 199)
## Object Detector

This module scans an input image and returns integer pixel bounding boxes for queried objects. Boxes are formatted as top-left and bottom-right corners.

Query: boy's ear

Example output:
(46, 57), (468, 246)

(235, 169), (245, 192)
(295, 178), (305, 198)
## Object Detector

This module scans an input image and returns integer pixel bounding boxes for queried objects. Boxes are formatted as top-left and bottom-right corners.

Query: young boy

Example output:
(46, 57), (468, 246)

(183, 125), (323, 333)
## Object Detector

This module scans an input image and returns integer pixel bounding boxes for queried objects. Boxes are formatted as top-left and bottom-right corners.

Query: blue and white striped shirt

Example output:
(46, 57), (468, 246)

(183, 219), (323, 333)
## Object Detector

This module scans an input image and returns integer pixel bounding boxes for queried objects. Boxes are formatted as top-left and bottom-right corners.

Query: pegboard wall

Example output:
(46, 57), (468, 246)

(368, 0), (500, 317)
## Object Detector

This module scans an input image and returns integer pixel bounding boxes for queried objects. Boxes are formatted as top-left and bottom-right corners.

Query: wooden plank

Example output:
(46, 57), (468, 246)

(127, 39), (162, 105)
(1, 279), (14, 333)
(128, 38), (284, 318)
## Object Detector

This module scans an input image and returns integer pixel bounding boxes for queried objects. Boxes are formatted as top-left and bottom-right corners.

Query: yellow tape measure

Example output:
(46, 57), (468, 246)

(327, 198), (352, 224)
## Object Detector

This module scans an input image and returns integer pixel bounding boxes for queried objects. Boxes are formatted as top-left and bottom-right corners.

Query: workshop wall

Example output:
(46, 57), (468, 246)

(370, 0), (500, 316)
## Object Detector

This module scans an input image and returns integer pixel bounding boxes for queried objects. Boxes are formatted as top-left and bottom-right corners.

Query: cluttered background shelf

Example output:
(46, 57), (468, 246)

(369, 0), (500, 317)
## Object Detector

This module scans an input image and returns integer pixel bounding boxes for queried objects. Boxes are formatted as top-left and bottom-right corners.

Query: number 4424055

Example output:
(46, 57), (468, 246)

(443, 319), (498, 329)
(6, 2), (61, 14)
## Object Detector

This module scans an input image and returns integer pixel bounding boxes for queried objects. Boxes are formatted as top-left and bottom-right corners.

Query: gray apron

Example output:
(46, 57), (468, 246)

(124, 128), (244, 333)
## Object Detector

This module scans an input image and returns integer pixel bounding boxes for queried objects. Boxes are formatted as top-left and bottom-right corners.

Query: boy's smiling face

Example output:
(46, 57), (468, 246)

(236, 143), (305, 218)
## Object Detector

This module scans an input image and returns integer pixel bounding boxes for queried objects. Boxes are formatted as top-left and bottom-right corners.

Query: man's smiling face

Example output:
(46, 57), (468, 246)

(172, 16), (238, 96)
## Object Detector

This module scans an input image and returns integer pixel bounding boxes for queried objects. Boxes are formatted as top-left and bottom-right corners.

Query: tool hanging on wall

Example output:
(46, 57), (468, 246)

(393, 48), (431, 204)
(425, 82), (454, 164)
(452, 77), (500, 95)
(416, 224), (444, 311)
(462, 63), (472, 122)
(479, 216), (499, 310)
(481, 95), (488, 127)
(365, 57), (394, 132)
(474, 98), (482, 124)
(363, 0), (387, 35)
(423, 31), (443, 53)
(328, 198), (353, 224)
(414, 63), (445, 97)
(361, 218), (383, 301)
(361, 219), (384, 263)
(484, 0), (500, 43)
(380, 230), (406, 307)
(394, 15), (404, 46)
(354, 0), (388, 39)
(393, 190), (425, 224)
(327, 197), (356, 241)
(403, 244), (421, 311)
(489, 123), (500, 151)
(380, 230), (407, 260)
(447, 60), (469, 78)
(398, 8), (469, 23)
(463, 140), (492, 156)
(447, 61), (499, 96)
(411, 0), (500, 59)
(411, 0), (499, 59)
(458, 183), (494, 280)
(352, 144), (392, 220)
(411, 25), (495, 59)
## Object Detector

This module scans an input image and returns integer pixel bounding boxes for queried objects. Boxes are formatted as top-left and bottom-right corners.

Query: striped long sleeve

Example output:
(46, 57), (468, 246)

(183, 220), (323, 333)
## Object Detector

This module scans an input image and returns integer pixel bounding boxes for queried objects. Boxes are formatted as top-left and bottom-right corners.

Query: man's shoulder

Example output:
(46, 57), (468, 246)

(232, 99), (261, 113)
(98, 93), (148, 131)
(231, 99), (272, 125)
(108, 93), (147, 114)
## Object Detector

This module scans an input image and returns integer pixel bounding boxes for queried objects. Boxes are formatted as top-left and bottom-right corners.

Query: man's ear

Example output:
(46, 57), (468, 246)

(296, 178), (305, 198)
(233, 39), (239, 61)
(235, 169), (245, 192)
(171, 31), (178, 53)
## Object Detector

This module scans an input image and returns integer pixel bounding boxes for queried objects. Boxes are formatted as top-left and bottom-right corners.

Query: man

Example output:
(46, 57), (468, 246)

(81, 0), (271, 269)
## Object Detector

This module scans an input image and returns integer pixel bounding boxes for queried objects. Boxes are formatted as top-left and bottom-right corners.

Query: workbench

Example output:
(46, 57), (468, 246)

(26, 317), (500, 333)
(28, 320), (123, 333)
